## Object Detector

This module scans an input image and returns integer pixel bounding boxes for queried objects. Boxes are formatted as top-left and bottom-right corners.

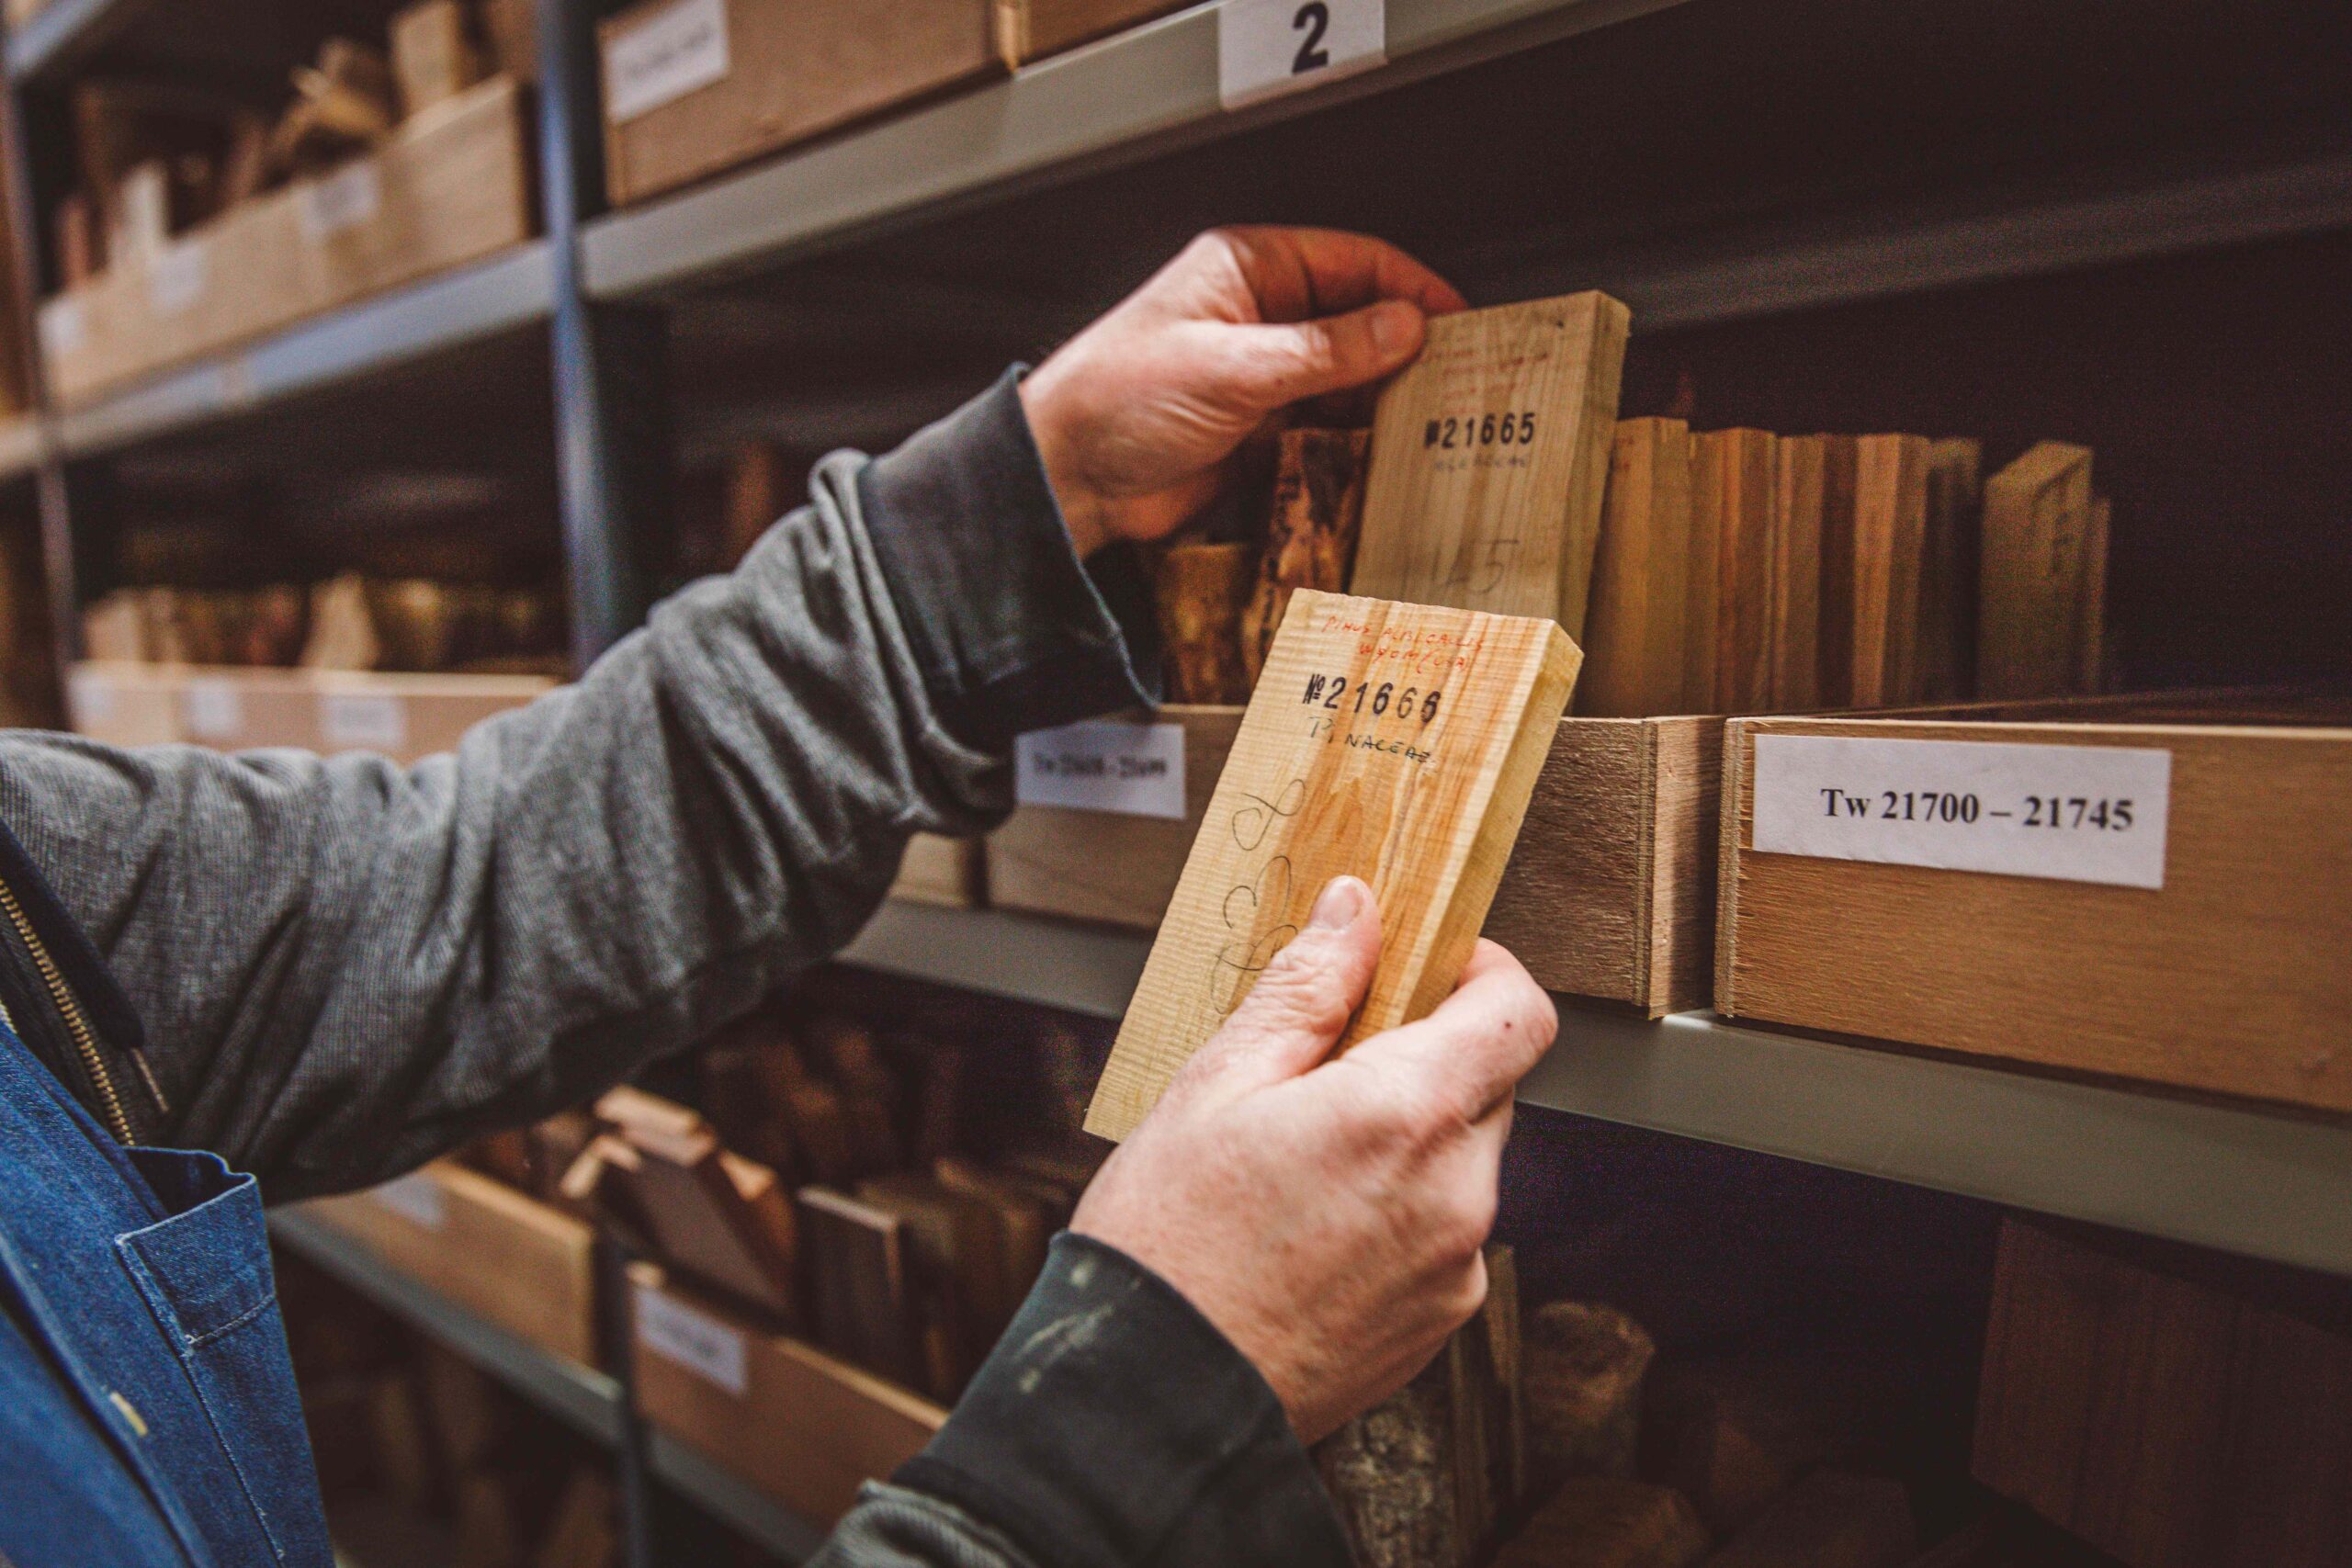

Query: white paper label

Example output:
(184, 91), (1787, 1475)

(320, 693), (406, 752)
(40, 299), (85, 357)
(149, 241), (209, 317)
(181, 679), (243, 740)
(1219, 0), (1385, 109)
(1015, 719), (1188, 819)
(1750, 734), (2173, 890)
(370, 1172), (447, 1230)
(67, 670), (115, 726)
(299, 163), (383, 242)
(605, 0), (730, 122)
(636, 1288), (747, 1395)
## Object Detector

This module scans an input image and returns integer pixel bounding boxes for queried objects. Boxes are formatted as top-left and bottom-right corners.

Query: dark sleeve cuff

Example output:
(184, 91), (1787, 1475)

(857, 367), (1160, 751)
(897, 1233), (1351, 1568)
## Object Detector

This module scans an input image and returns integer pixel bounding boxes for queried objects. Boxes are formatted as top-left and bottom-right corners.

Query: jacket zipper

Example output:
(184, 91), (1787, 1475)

(0, 874), (137, 1145)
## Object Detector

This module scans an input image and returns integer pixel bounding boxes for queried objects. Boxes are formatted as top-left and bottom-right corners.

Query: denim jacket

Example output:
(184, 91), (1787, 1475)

(0, 372), (1351, 1568)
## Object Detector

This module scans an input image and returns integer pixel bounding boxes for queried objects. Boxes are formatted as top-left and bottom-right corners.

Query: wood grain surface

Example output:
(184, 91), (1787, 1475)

(1580, 418), (1693, 718)
(1977, 442), (2094, 701)
(1087, 592), (1578, 1141)
(1351, 293), (1630, 629)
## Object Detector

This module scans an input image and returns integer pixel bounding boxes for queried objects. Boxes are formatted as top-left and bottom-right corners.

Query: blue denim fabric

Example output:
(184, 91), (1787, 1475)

(0, 1017), (330, 1566)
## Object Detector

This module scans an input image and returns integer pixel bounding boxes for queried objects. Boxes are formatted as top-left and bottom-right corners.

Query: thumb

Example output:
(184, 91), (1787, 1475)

(1166, 876), (1381, 1106)
(1227, 299), (1427, 411)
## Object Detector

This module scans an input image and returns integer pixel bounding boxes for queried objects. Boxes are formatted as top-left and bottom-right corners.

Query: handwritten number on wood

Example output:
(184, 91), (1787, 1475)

(1292, 2), (1330, 73)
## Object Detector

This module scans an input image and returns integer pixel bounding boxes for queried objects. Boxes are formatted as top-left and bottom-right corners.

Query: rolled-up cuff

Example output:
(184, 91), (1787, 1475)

(857, 368), (1160, 751)
(898, 1233), (1350, 1568)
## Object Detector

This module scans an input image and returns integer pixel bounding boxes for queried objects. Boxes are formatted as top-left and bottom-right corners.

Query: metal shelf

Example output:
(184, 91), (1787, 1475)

(269, 1211), (828, 1563)
(837, 900), (2352, 1280)
(48, 242), (554, 460)
(580, 0), (1690, 300)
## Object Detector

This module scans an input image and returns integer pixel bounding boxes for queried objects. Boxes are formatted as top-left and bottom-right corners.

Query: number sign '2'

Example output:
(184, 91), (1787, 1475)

(1219, 0), (1385, 109)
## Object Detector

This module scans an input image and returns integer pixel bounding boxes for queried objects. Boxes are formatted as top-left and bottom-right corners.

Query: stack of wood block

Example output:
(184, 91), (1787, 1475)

(506, 1001), (1103, 1405)
(1317, 1269), (1948, 1568)
(81, 575), (566, 674)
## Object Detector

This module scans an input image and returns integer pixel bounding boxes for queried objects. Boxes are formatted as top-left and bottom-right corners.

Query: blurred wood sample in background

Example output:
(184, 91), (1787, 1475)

(1917, 440), (1984, 703)
(1695, 428), (1777, 715)
(1578, 418), (1692, 717)
(1976, 442), (2094, 700)
(1844, 435), (1930, 708)
(1767, 435), (1826, 714)
(1701, 1469), (1916, 1568)
(1242, 427), (1371, 683)
(391, 0), (486, 119)
(1527, 1300), (1657, 1487)
(1492, 1476), (1711, 1568)
(1155, 540), (1256, 703)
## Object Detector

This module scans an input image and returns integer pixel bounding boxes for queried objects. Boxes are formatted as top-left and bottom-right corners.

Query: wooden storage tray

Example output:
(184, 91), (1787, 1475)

(998, 0), (1192, 63)
(1717, 709), (2352, 1111)
(630, 1266), (947, 1527)
(301, 1161), (597, 1365)
(599, 0), (1002, 206)
(989, 706), (1723, 1015)
(65, 662), (557, 764)
(40, 76), (534, 404)
(890, 831), (988, 908)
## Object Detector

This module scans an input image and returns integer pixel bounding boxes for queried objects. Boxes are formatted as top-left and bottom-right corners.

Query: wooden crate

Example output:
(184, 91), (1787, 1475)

(1717, 712), (2352, 1111)
(40, 77), (533, 403)
(631, 1267), (946, 1527)
(998, 0), (1191, 63)
(599, 0), (1001, 206)
(991, 706), (1723, 1014)
(889, 832), (987, 908)
(301, 1162), (597, 1366)
(64, 663), (557, 764)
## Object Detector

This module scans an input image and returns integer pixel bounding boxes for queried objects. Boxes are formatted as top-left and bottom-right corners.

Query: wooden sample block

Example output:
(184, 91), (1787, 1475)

(1581, 418), (1695, 718)
(390, 0), (483, 120)
(1974, 1218), (2352, 1568)
(796, 1186), (924, 1390)
(1351, 293), (1631, 629)
(1086, 592), (1579, 1141)
(1717, 708), (2352, 1111)
(1769, 435), (1826, 714)
(1917, 440), (1984, 704)
(1156, 541), (1257, 704)
(1493, 1477), (1712, 1568)
(599, 0), (1001, 207)
(2077, 496), (2111, 696)
(1838, 435), (1930, 707)
(996, 0), (1191, 62)
(1526, 1300), (1657, 1487)
(1696, 429), (1779, 716)
(1244, 427), (1372, 685)
(594, 1089), (802, 1321)
(1702, 1470), (1917, 1568)
(1977, 443), (2095, 701)
(889, 831), (985, 908)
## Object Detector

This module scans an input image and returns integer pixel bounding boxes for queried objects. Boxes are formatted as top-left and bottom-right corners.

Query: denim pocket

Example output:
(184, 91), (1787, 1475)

(116, 1147), (329, 1565)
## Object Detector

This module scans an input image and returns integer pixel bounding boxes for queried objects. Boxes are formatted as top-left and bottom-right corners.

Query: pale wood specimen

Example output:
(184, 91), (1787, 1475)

(1696, 429), (1778, 715)
(390, 0), (484, 120)
(1815, 435), (1860, 707)
(1718, 711), (2352, 1111)
(1243, 427), (1372, 685)
(1492, 1477), (1712, 1568)
(1847, 435), (1930, 707)
(1526, 1300), (1657, 1487)
(1769, 436), (1826, 713)
(1087, 592), (1579, 1141)
(2077, 495), (2111, 696)
(1580, 418), (1694, 717)
(1702, 1469), (1917, 1568)
(1156, 540), (1258, 704)
(1352, 293), (1631, 629)
(1977, 442), (2094, 700)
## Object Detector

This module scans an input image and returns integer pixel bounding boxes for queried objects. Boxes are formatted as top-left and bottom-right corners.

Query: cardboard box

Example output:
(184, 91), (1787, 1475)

(40, 76), (533, 403)
(1717, 710), (2352, 1111)
(303, 1162), (597, 1365)
(599, 0), (1001, 206)
(991, 707), (1723, 1014)
(631, 1268), (946, 1526)
(65, 662), (557, 765)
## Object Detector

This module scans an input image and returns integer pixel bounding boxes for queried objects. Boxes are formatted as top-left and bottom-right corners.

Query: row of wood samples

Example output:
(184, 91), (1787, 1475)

(1715, 686), (2352, 1113)
(82, 575), (566, 674)
(1974, 1216), (2352, 1568)
(599, 0), (1191, 205)
(1577, 427), (2109, 718)
(40, 45), (534, 402)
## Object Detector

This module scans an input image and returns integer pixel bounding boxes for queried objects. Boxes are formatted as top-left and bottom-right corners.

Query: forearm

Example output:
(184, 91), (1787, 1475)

(0, 372), (1155, 1195)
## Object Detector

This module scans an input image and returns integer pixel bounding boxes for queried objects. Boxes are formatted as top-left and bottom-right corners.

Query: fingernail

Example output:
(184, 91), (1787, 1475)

(1307, 876), (1367, 931)
(1370, 300), (1419, 356)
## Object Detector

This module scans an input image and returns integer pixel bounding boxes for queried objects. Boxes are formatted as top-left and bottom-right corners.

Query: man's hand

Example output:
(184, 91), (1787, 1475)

(1021, 227), (1467, 558)
(1071, 876), (1556, 1443)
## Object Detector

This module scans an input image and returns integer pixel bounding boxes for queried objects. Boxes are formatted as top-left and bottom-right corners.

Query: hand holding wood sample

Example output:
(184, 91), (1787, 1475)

(1087, 592), (1578, 1141)
(1351, 293), (1631, 630)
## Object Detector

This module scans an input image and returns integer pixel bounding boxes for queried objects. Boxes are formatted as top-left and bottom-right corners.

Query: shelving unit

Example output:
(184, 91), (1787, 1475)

(6, 0), (2349, 1559)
